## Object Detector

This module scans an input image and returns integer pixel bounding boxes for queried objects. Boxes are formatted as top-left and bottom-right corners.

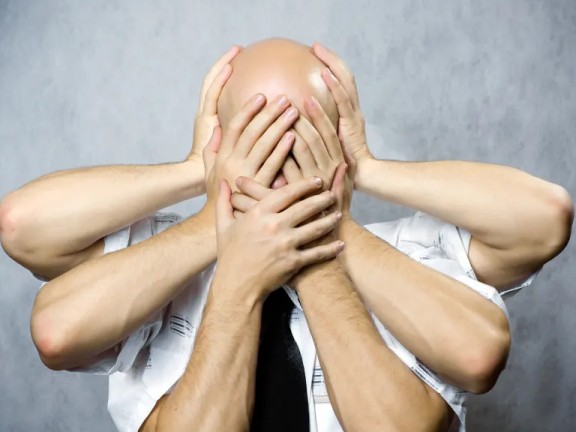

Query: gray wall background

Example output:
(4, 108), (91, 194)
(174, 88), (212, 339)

(0, 0), (574, 430)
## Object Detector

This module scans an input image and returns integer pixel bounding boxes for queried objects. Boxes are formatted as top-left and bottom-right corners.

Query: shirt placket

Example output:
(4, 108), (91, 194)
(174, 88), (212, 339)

(284, 285), (318, 432)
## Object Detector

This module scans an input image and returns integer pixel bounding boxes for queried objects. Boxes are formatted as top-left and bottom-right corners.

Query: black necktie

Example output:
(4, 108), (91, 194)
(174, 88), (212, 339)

(251, 288), (309, 432)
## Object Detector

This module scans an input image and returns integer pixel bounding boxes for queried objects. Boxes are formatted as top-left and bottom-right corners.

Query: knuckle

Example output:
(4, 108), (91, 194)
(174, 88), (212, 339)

(281, 235), (295, 250)
(250, 206), (263, 219)
(287, 254), (301, 269)
(228, 119), (242, 134)
(263, 218), (280, 234)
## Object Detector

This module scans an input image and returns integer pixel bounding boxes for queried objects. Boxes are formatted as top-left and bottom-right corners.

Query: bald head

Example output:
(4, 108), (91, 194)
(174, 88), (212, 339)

(218, 38), (338, 130)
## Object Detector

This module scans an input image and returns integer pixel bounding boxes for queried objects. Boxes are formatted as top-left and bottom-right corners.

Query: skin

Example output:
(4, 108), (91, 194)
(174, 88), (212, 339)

(145, 40), (451, 431)
(231, 41), (573, 396)
(0, 38), (571, 430)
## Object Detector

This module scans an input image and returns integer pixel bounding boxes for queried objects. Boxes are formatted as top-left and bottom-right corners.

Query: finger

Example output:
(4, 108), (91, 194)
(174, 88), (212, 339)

(292, 211), (343, 246)
(234, 95), (293, 157)
(293, 114), (331, 168)
(312, 42), (359, 109)
(202, 63), (232, 116)
(199, 46), (241, 112)
(259, 176), (323, 213)
(291, 132), (318, 175)
(341, 146), (358, 180)
(296, 239), (345, 267)
(330, 162), (348, 210)
(280, 190), (335, 227)
(202, 126), (222, 168)
(233, 210), (244, 219)
(320, 68), (356, 120)
(282, 156), (302, 184)
(255, 132), (295, 187)
(220, 93), (266, 155)
(304, 96), (343, 161)
(230, 192), (258, 213)
(216, 180), (234, 231)
(236, 176), (273, 201)
(271, 173), (288, 189)
(249, 107), (299, 169)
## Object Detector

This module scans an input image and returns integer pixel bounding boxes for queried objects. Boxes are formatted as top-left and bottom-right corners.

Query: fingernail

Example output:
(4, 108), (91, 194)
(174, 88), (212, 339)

(277, 95), (289, 107)
(254, 94), (266, 104)
(304, 97), (318, 112)
(323, 68), (336, 81)
(220, 64), (231, 75)
(283, 132), (295, 143)
(313, 176), (322, 187)
(336, 212), (342, 220)
(337, 241), (345, 252)
(285, 107), (298, 119)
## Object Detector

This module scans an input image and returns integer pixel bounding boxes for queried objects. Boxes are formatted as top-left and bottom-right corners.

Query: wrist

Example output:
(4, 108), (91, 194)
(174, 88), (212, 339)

(176, 159), (207, 199)
(292, 258), (341, 293)
(335, 212), (355, 237)
(208, 272), (265, 312)
(197, 200), (216, 226)
(354, 155), (378, 192)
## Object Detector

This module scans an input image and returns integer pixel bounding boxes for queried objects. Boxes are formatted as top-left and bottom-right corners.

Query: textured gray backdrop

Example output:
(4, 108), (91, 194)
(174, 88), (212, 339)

(1, 0), (574, 431)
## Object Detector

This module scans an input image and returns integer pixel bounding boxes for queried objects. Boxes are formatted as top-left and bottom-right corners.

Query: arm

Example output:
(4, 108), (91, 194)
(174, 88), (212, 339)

(31, 207), (217, 371)
(311, 43), (567, 392)
(337, 216), (510, 393)
(1, 161), (203, 280)
(144, 277), (263, 432)
(0, 46), (241, 281)
(29, 90), (309, 371)
(232, 141), (452, 430)
(356, 158), (574, 288)
(313, 42), (573, 289)
(142, 176), (343, 431)
(294, 257), (451, 432)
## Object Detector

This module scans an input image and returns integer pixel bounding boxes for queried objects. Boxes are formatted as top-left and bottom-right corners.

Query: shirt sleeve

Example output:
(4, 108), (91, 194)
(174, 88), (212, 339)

(63, 211), (183, 375)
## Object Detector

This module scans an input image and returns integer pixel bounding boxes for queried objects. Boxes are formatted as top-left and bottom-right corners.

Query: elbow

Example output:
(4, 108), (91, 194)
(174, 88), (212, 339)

(0, 192), (41, 266)
(30, 307), (73, 371)
(459, 329), (511, 394)
(539, 184), (574, 260)
(0, 192), (24, 259)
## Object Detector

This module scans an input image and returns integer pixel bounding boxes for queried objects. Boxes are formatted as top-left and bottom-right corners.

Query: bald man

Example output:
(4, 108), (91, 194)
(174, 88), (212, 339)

(1, 39), (572, 432)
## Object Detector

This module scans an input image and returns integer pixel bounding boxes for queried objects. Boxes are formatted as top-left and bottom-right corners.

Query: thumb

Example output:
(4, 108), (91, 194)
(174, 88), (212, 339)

(203, 126), (222, 166)
(341, 147), (357, 180)
(216, 179), (234, 232)
(331, 162), (348, 208)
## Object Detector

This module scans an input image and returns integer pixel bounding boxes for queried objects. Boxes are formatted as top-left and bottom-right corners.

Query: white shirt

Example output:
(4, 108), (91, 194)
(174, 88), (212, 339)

(40, 211), (538, 432)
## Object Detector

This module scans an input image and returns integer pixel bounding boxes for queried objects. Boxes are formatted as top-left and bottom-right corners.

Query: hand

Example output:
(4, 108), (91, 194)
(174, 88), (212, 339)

(187, 46), (242, 175)
(213, 177), (345, 302)
(312, 43), (373, 169)
(232, 159), (353, 218)
(202, 93), (300, 216)
(232, 97), (355, 216)
(283, 96), (344, 191)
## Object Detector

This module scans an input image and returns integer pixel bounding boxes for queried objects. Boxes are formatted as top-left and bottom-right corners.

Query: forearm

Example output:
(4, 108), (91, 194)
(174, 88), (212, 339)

(295, 260), (449, 432)
(338, 217), (510, 393)
(155, 277), (262, 432)
(30, 210), (216, 370)
(356, 158), (572, 253)
(0, 161), (204, 274)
